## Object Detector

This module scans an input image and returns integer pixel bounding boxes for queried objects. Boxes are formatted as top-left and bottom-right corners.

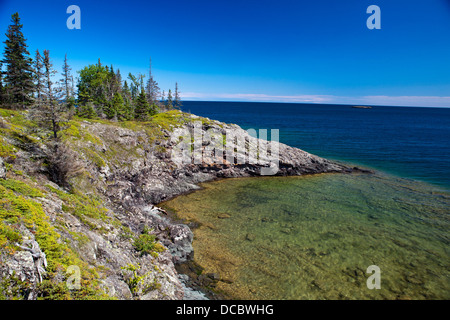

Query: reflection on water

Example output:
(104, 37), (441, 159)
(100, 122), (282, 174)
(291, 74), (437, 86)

(160, 172), (450, 300)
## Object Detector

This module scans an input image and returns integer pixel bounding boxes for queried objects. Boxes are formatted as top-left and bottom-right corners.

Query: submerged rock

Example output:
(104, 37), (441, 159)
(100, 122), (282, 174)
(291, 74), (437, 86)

(0, 110), (366, 300)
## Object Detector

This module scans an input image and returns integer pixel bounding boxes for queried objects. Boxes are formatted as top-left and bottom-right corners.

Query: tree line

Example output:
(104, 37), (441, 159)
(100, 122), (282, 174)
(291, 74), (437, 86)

(0, 12), (182, 135)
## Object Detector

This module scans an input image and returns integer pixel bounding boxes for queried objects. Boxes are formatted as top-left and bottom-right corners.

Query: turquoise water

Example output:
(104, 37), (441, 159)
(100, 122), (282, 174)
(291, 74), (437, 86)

(162, 102), (450, 299)
(182, 101), (450, 190)
(161, 172), (450, 300)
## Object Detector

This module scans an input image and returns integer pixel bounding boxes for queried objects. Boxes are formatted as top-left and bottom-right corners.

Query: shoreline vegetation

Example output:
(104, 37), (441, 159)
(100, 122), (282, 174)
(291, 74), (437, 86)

(1, 12), (447, 301)
(0, 12), (370, 299)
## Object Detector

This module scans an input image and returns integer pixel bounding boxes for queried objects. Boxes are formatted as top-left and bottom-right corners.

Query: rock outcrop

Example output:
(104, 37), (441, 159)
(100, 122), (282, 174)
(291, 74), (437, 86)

(0, 110), (365, 300)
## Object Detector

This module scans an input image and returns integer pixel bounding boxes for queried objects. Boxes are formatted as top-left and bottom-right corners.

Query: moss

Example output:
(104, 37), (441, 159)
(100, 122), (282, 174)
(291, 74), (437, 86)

(0, 272), (32, 300)
(62, 121), (103, 146)
(0, 179), (45, 198)
(62, 123), (81, 139)
(46, 185), (111, 228)
(0, 185), (110, 299)
(133, 227), (166, 258)
(0, 109), (34, 129)
(0, 223), (22, 254)
(0, 137), (17, 160)
(81, 147), (106, 169)
(121, 263), (161, 296)
(68, 230), (90, 246)
(119, 225), (135, 240)
(150, 110), (188, 130)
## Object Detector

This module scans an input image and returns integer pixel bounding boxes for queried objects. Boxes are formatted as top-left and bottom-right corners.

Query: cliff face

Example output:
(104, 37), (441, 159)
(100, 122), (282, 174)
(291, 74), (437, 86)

(0, 109), (356, 300)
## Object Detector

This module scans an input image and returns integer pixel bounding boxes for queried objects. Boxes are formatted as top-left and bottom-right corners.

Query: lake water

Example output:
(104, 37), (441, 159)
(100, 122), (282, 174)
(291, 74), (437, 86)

(160, 102), (450, 299)
(181, 101), (450, 190)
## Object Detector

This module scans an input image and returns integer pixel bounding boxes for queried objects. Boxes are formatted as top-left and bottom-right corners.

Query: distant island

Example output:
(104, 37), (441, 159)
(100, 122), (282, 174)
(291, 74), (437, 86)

(352, 106), (372, 109)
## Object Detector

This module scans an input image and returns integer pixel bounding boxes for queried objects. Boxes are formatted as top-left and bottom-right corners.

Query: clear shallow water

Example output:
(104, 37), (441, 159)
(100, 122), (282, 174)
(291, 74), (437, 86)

(165, 101), (450, 299)
(182, 101), (450, 190)
(161, 173), (450, 300)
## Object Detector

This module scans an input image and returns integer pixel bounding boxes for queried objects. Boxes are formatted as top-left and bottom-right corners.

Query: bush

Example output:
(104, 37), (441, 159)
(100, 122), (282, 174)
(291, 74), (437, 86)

(44, 141), (84, 188)
(133, 227), (165, 257)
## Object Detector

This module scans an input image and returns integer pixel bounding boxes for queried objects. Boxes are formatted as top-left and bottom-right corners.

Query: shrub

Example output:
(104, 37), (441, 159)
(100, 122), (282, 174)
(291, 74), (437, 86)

(44, 141), (84, 188)
(133, 227), (165, 257)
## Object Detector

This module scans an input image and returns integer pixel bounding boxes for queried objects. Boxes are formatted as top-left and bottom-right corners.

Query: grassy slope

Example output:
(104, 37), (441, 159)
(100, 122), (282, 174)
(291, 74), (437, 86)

(0, 107), (209, 299)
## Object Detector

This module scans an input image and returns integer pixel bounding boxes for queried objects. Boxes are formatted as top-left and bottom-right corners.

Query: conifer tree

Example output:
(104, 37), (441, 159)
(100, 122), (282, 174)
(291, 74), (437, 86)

(174, 82), (182, 109)
(77, 103), (97, 119)
(32, 50), (67, 139)
(112, 92), (128, 121)
(33, 50), (44, 108)
(0, 62), (4, 105)
(2, 13), (34, 109)
(61, 53), (74, 110)
(167, 89), (173, 110)
(127, 73), (139, 100)
(145, 58), (160, 105)
(134, 89), (150, 121)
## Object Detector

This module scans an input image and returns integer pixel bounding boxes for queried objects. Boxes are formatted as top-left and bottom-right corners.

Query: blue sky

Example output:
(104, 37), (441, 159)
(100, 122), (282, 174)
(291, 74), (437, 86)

(1, 0), (449, 107)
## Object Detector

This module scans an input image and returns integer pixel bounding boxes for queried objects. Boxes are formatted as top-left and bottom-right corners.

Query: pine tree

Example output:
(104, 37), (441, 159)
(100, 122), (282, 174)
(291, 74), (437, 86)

(166, 89), (173, 110)
(127, 73), (139, 100)
(2, 13), (34, 109)
(60, 53), (74, 110)
(134, 89), (150, 121)
(33, 50), (44, 108)
(77, 103), (97, 119)
(112, 92), (128, 121)
(174, 82), (182, 109)
(149, 103), (159, 117)
(0, 62), (4, 105)
(122, 80), (133, 119)
(32, 50), (67, 139)
(145, 58), (160, 105)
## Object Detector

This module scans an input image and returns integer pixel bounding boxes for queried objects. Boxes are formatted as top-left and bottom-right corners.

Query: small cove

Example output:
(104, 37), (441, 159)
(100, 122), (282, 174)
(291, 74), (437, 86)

(160, 171), (450, 299)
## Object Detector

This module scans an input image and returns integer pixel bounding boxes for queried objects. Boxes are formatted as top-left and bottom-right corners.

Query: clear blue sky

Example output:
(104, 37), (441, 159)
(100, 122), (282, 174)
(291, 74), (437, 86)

(1, 0), (449, 107)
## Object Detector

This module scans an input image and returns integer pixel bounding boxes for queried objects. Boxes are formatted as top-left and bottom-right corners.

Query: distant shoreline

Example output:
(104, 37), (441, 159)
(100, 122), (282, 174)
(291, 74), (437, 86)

(352, 105), (372, 109)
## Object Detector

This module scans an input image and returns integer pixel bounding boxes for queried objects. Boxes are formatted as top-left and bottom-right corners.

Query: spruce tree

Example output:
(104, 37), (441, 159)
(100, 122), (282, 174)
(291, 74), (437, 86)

(32, 50), (67, 139)
(2, 12), (34, 109)
(122, 80), (133, 119)
(61, 53), (74, 111)
(112, 92), (128, 121)
(166, 89), (173, 110)
(134, 89), (150, 121)
(145, 58), (160, 105)
(174, 82), (182, 109)
(0, 62), (4, 105)
(33, 50), (44, 108)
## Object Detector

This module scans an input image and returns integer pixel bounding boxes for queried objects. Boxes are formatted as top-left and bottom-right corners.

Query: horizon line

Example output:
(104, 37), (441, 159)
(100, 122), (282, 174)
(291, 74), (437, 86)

(179, 93), (450, 109)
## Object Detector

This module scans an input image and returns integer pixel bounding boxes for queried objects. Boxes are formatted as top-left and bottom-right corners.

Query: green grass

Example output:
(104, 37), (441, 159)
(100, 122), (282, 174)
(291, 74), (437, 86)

(0, 178), (45, 197)
(0, 184), (110, 299)
(46, 184), (112, 230)
(133, 227), (166, 258)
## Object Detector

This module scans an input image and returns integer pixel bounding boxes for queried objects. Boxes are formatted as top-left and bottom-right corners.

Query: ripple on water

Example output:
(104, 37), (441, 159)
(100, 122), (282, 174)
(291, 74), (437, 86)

(160, 172), (450, 300)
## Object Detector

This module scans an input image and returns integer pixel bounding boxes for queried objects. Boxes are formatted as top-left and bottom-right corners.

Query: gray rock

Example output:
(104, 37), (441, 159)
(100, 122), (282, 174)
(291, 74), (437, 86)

(178, 274), (208, 300)
(0, 157), (6, 179)
(143, 207), (194, 264)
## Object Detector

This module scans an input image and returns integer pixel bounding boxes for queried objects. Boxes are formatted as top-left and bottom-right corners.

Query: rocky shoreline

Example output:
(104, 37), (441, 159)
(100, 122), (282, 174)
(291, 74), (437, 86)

(0, 111), (371, 300)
